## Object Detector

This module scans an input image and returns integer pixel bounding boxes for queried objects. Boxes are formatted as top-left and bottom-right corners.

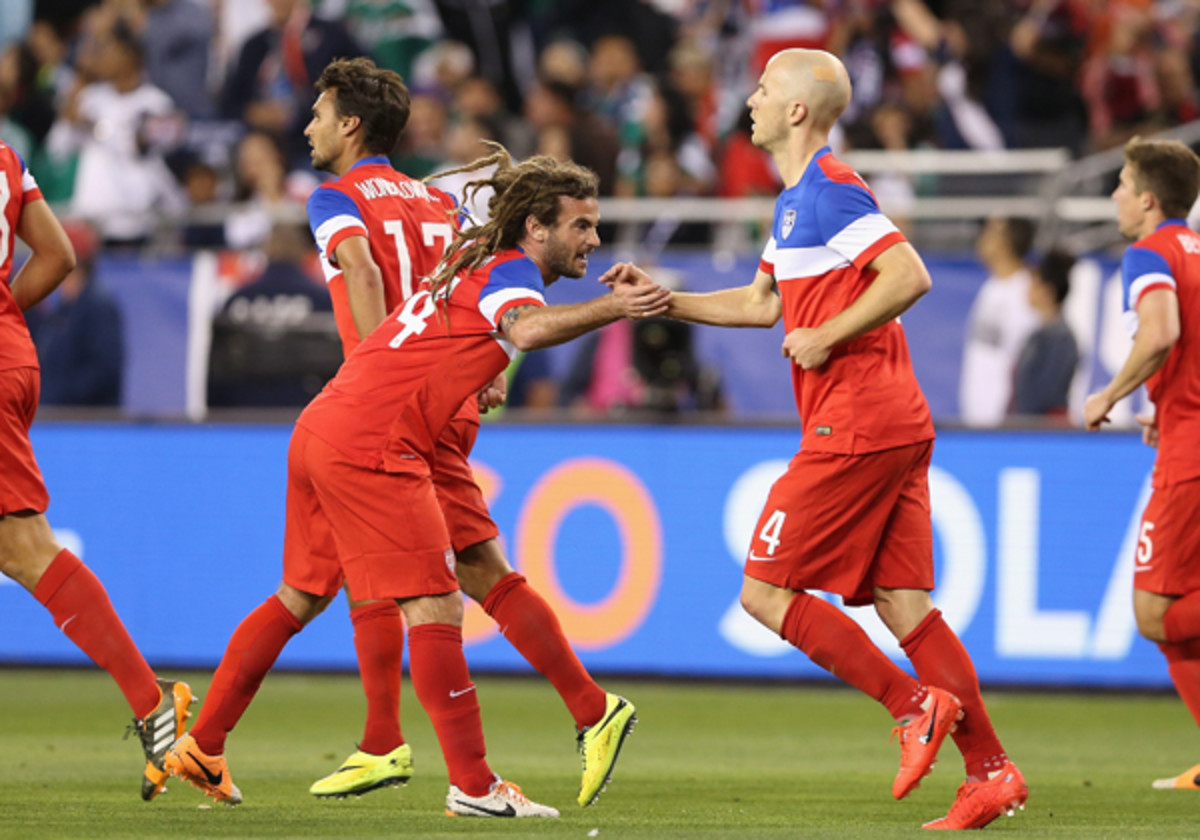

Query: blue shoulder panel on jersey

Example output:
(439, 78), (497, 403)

(480, 254), (545, 298)
(814, 180), (880, 245)
(1121, 244), (1173, 307)
(305, 186), (362, 239)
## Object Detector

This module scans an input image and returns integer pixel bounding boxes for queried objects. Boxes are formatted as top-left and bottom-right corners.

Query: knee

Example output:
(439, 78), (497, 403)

(0, 514), (61, 590)
(275, 583), (331, 626)
(455, 540), (512, 602)
(739, 581), (789, 630)
(1136, 612), (1168, 643)
(873, 587), (933, 640)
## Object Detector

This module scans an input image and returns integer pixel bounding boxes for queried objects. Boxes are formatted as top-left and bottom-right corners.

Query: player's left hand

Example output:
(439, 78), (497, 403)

(478, 372), (507, 414)
(598, 262), (653, 288)
(782, 327), (832, 370)
(1082, 391), (1113, 431)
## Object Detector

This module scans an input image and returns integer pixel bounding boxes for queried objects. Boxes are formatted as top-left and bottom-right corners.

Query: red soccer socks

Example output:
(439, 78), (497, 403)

(408, 622), (493, 796)
(350, 600), (405, 754)
(482, 572), (607, 729)
(191, 595), (302, 755)
(781, 592), (926, 721)
(901, 608), (1006, 780)
(33, 549), (159, 718)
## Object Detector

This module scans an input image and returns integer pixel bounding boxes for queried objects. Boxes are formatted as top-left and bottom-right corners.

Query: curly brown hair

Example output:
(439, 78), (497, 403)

(425, 143), (599, 300)
(315, 57), (410, 155)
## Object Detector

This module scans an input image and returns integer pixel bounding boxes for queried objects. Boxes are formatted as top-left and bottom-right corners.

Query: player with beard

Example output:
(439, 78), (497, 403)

(165, 146), (668, 815)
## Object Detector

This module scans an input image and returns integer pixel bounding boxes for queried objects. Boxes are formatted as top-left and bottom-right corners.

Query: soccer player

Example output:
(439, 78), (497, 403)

(164, 149), (669, 816)
(299, 57), (638, 806)
(607, 49), (1028, 830)
(0, 140), (193, 801)
(1083, 137), (1200, 791)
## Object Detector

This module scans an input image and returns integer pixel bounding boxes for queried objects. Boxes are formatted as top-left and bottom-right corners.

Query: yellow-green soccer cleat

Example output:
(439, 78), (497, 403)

(577, 693), (637, 806)
(309, 744), (414, 798)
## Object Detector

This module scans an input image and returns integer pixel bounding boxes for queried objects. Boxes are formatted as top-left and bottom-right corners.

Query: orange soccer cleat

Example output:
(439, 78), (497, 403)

(164, 733), (243, 805)
(923, 761), (1028, 830)
(129, 678), (195, 801)
(891, 686), (964, 799)
(1152, 762), (1200, 789)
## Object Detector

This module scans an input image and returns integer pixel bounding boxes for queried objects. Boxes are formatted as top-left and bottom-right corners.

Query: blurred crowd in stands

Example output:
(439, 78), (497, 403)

(2, 0), (1196, 420)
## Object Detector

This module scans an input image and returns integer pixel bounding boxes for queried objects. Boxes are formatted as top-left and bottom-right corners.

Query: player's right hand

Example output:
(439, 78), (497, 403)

(610, 274), (670, 319)
(1135, 413), (1159, 448)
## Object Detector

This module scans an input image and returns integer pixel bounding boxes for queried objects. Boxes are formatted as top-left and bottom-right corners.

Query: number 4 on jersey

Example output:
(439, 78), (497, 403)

(388, 290), (438, 349)
(758, 510), (786, 556)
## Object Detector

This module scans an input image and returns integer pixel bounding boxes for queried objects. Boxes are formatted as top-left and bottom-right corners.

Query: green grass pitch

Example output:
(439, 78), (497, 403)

(1, 668), (1198, 838)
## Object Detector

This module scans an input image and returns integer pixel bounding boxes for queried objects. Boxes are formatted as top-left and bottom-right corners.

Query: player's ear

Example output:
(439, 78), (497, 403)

(526, 213), (547, 242)
(341, 113), (362, 138)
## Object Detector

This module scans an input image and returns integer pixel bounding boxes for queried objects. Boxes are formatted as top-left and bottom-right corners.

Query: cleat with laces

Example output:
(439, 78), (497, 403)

(445, 778), (559, 818)
(923, 761), (1028, 830)
(577, 693), (637, 806)
(309, 744), (413, 797)
(1152, 762), (1200, 789)
(164, 733), (243, 805)
(891, 686), (963, 799)
(127, 679), (195, 801)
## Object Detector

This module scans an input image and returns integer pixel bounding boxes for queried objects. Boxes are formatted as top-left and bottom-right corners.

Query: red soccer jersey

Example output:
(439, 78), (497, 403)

(0, 142), (43, 372)
(1121, 219), (1200, 487)
(759, 148), (934, 455)
(297, 249), (543, 471)
(306, 156), (459, 357)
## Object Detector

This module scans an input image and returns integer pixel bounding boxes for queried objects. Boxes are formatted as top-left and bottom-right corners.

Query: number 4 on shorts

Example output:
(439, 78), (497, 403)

(758, 510), (786, 556)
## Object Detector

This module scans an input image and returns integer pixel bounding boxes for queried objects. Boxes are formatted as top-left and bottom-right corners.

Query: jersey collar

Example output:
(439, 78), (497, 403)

(351, 155), (391, 170)
(1156, 218), (1189, 230)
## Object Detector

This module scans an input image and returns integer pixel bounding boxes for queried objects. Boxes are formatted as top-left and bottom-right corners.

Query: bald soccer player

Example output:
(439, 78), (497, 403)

(607, 49), (1027, 830)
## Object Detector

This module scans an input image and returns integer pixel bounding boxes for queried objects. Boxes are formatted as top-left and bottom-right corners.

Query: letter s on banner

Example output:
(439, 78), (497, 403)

(516, 458), (662, 649)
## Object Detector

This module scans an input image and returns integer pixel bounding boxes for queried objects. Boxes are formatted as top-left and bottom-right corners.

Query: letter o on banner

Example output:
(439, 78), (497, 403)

(516, 457), (662, 649)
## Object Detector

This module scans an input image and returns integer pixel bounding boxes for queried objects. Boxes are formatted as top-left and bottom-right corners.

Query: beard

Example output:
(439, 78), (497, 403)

(311, 148), (334, 173)
(544, 235), (588, 278)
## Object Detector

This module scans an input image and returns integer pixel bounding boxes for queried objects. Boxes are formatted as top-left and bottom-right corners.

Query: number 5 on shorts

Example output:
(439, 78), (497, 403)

(758, 510), (786, 556)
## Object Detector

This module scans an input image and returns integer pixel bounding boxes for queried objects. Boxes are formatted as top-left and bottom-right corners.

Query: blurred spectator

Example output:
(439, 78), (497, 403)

(207, 222), (337, 407)
(523, 78), (618, 194)
(1003, 0), (1089, 151)
(219, 0), (363, 167)
(312, 0), (442, 81)
(224, 129), (315, 251)
(506, 350), (558, 413)
(745, 0), (834, 74)
(587, 34), (654, 161)
(179, 155), (226, 248)
(1011, 248), (1079, 419)
(616, 82), (714, 201)
(668, 39), (718, 150)
(139, 0), (216, 120)
(1080, 2), (1159, 151)
(0, 40), (56, 149)
(391, 91), (449, 179)
(45, 17), (184, 248)
(430, 0), (525, 111)
(959, 216), (1041, 427)
(452, 74), (533, 159)
(538, 38), (588, 89)
(25, 221), (123, 407)
(426, 116), (498, 221)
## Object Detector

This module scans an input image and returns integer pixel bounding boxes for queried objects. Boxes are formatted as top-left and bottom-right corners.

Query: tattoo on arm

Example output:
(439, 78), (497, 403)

(499, 304), (539, 335)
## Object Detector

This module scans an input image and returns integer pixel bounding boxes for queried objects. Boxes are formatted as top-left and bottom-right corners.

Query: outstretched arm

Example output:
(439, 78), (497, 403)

(601, 262), (781, 328)
(500, 276), (670, 352)
(782, 240), (931, 370)
(10, 199), (76, 312)
(1083, 288), (1179, 431)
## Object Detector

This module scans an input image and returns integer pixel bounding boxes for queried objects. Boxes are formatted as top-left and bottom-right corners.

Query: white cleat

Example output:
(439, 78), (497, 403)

(445, 778), (559, 818)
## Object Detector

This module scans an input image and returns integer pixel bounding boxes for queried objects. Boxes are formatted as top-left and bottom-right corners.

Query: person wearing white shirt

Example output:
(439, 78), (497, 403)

(46, 20), (182, 247)
(959, 216), (1042, 426)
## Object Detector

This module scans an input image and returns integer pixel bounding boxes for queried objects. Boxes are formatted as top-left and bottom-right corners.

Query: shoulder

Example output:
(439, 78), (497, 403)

(482, 252), (543, 288)
(307, 182), (359, 216)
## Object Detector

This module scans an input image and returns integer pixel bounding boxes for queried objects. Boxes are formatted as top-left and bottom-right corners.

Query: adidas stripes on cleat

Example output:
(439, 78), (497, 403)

(128, 678), (195, 801)
(309, 744), (413, 797)
(164, 733), (243, 805)
(577, 693), (637, 806)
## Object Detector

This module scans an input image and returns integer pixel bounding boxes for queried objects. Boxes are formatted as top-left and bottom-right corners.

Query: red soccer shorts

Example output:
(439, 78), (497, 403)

(433, 410), (499, 553)
(282, 425), (459, 601)
(0, 367), (50, 516)
(744, 440), (935, 606)
(1132, 477), (1200, 596)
